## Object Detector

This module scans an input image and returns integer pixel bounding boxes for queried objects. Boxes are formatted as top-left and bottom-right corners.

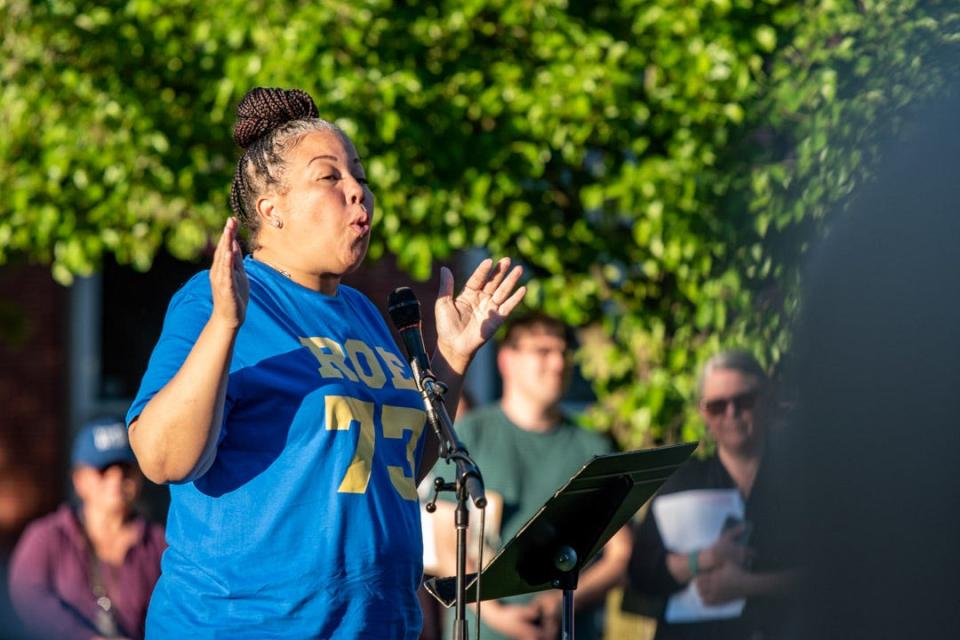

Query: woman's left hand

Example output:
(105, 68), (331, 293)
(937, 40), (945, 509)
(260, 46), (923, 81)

(434, 257), (526, 373)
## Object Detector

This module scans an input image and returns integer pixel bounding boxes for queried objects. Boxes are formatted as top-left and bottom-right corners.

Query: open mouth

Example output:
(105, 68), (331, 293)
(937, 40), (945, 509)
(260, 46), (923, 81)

(350, 216), (370, 237)
(350, 203), (372, 237)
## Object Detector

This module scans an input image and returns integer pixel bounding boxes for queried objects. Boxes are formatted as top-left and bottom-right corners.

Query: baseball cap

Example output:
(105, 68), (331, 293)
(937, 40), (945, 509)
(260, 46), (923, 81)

(71, 417), (137, 469)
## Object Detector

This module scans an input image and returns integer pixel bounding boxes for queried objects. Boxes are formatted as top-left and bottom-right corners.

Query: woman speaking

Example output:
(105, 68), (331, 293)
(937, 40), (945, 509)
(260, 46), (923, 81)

(126, 87), (525, 638)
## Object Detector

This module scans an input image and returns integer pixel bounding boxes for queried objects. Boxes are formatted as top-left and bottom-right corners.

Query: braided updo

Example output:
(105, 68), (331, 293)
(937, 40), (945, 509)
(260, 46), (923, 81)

(229, 87), (342, 248)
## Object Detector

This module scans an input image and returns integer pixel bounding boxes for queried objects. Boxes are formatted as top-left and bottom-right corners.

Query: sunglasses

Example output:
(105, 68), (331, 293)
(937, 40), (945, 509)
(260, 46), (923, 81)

(702, 391), (759, 418)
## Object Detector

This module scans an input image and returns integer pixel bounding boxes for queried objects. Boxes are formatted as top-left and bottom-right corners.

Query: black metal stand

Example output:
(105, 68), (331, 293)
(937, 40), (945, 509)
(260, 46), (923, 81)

(424, 443), (698, 638)
(412, 360), (485, 640)
(385, 286), (485, 639)
(552, 545), (579, 639)
(453, 484), (470, 640)
(562, 587), (575, 640)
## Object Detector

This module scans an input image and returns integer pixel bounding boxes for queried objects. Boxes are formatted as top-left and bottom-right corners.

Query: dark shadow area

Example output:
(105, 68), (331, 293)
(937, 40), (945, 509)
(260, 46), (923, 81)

(101, 251), (203, 401)
(775, 85), (960, 638)
(0, 557), (30, 639)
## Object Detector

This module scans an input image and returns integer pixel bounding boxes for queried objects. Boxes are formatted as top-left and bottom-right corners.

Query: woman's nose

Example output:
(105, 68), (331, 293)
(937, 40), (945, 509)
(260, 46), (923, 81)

(101, 467), (123, 483)
(346, 175), (365, 205)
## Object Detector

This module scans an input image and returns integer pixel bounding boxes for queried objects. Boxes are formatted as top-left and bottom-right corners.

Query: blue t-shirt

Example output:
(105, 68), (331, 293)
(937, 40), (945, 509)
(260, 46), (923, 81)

(127, 257), (428, 639)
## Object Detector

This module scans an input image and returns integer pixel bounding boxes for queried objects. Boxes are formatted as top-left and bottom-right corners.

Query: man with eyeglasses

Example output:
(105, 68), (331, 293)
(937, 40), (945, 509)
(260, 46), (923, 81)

(435, 312), (632, 640)
(624, 350), (797, 640)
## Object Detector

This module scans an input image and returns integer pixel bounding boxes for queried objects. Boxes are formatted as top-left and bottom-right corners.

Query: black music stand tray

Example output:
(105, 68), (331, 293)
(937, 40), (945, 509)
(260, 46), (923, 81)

(424, 442), (697, 638)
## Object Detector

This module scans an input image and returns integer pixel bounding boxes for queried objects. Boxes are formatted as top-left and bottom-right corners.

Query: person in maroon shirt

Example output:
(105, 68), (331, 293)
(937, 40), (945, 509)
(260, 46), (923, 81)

(8, 418), (165, 640)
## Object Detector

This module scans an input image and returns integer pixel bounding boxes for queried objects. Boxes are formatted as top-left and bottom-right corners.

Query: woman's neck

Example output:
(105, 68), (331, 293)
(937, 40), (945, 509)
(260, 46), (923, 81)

(253, 249), (340, 295)
(81, 504), (128, 540)
(82, 505), (137, 565)
(718, 443), (763, 498)
(500, 395), (561, 433)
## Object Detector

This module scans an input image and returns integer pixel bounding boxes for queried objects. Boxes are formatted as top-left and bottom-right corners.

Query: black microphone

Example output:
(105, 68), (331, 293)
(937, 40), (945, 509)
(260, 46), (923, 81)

(387, 286), (487, 510)
(387, 287), (432, 376)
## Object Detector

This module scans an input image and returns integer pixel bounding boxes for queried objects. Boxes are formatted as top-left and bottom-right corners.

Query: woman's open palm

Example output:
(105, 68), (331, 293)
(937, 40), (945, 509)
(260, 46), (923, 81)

(434, 257), (526, 369)
(210, 217), (249, 328)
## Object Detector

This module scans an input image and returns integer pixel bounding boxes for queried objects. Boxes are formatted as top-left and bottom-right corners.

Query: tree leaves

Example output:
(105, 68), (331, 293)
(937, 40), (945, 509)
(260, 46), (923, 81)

(1, 0), (957, 444)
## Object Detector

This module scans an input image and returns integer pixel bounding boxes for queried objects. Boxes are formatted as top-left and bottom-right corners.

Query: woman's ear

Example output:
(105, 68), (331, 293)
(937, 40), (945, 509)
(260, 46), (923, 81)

(255, 194), (282, 230)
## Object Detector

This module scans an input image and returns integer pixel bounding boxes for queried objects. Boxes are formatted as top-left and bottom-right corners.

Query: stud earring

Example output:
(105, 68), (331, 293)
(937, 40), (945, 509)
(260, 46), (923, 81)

(273, 219), (283, 229)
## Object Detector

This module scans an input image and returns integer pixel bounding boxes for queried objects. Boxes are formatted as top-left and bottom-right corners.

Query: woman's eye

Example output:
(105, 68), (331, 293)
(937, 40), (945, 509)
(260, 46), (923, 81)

(356, 177), (369, 185)
(322, 174), (338, 182)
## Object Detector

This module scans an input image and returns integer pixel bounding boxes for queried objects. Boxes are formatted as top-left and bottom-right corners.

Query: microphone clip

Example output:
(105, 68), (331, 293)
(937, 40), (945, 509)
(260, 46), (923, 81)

(410, 359), (447, 395)
(410, 359), (455, 459)
(407, 358), (486, 508)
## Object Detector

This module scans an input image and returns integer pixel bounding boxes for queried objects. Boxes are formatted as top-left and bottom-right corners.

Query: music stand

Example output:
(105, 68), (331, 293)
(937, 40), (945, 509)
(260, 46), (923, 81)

(424, 442), (697, 639)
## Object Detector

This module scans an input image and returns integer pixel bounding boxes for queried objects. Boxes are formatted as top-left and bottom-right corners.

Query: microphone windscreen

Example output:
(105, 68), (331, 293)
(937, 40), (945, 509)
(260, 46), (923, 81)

(387, 287), (421, 329)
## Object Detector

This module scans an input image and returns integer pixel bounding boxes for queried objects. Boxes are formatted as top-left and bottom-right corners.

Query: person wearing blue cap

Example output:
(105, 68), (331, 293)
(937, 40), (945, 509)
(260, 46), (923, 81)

(7, 417), (165, 640)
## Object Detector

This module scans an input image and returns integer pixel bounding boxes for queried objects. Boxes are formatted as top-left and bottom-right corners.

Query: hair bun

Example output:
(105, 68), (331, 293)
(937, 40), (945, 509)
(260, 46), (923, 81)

(233, 87), (320, 149)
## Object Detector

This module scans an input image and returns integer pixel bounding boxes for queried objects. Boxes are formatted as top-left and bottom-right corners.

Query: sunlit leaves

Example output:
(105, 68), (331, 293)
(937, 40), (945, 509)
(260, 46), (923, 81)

(1, 0), (957, 444)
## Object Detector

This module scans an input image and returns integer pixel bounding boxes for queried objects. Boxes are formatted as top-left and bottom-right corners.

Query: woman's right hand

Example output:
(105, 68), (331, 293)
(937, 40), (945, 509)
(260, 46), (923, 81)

(480, 600), (554, 640)
(210, 217), (249, 328)
(701, 524), (753, 571)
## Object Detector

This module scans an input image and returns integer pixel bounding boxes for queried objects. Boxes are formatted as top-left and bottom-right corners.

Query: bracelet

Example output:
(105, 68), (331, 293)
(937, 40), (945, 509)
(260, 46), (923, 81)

(688, 550), (699, 577)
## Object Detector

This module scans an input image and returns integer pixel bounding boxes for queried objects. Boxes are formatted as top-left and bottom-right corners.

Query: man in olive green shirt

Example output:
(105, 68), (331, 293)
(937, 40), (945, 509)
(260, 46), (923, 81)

(440, 313), (633, 640)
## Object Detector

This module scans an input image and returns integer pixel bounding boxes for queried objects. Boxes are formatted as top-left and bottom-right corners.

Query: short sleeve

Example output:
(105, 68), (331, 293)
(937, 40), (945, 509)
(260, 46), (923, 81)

(125, 274), (227, 430)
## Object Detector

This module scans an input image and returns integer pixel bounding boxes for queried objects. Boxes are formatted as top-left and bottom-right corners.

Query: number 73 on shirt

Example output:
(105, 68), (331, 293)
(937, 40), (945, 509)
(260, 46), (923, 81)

(325, 395), (425, 501)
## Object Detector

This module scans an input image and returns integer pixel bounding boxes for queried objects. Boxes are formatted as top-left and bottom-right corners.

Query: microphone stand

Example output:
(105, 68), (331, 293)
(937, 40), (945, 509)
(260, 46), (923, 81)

(411, 359), (486, 640)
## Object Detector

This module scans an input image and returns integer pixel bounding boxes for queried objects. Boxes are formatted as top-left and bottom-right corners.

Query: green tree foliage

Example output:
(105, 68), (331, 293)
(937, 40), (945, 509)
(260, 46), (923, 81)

(2, 0), (957, 444)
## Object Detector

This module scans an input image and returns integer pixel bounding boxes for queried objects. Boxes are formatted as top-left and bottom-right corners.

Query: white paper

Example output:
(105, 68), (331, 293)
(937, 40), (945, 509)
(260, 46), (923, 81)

(651, 489), (746, 622)
(665, 582), (744, 622)
(421, 505), (438, 570)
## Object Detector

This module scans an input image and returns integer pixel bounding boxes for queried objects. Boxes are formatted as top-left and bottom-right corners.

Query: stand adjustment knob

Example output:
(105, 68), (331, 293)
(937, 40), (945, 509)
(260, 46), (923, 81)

(554, 545), (578, 573)
(425, 476), (456, 513)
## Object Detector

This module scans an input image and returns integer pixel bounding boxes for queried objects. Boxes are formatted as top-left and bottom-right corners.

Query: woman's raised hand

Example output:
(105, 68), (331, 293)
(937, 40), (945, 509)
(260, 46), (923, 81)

(210, 217), (249, 329)
(434, 257), (526, 373)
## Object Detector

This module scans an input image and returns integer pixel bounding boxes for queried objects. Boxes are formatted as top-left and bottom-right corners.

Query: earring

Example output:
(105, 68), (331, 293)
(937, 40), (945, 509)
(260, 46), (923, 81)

(273, 219), (283, 229)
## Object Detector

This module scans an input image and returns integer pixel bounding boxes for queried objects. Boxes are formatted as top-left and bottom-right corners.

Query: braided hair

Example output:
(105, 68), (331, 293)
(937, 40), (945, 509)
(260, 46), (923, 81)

(228, 87), (342, 248)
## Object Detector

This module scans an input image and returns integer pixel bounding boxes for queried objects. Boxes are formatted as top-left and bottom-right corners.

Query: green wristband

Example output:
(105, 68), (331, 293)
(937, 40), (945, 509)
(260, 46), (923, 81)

(688, 550), (699, 577)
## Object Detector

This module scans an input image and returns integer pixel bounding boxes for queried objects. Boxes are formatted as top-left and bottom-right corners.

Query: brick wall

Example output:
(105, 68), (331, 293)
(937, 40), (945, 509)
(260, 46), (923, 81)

(0, 263), (67, 551)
